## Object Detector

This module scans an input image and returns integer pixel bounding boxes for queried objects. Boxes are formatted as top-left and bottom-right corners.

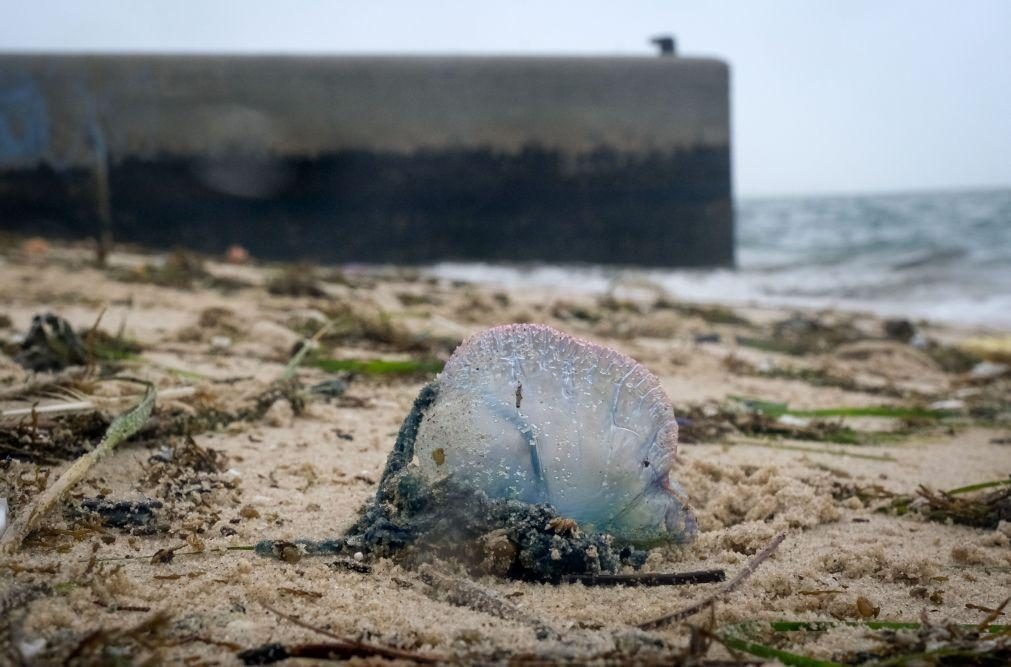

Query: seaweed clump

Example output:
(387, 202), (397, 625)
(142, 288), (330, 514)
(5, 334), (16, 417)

(905, 483), (1011, 529)
(14, 313), (89, 371)
(68, 497), (165, 535)
(338, 384), (647, 582)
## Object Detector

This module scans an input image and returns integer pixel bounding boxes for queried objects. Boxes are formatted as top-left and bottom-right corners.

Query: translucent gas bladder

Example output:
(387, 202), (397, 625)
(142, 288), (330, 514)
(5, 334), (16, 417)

(414, 324), (696, 543)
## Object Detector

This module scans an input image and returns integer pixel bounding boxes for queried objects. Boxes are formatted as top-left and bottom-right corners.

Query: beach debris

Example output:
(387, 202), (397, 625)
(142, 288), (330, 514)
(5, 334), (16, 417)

(925, 339), (980, 373)
(908, 482), (1011, 529)
(833, 340), (949, 392)
(328, 555), (371, 574)
(241, 601), (441, 665)
(48, 611), (172, 665)
(209, 334), (232, 350)
(928, 398), (965, 411)
(855, 595), (880, 618)
(883, 318), (916, 342)
(70, 497), (165, 535)
(969, 361), (1010, 381)
(562, 569), (726, 587)
(872, 479), (1011, 529)
(677, 399), (879, 446)
(266, 263), (326, 297)
(14, 313), (89, 372)
(719, 613), (1011, 666)
(109, 249), (250, 291)
(0, 385), (192, 421)
(412, 324), (695, 543)
(960, 334), (1011, 365)
(417, 564), (557, 638)
(308, 378), (347, 398)
(296, 298), (459, 355)
(0, 411), (109, 464)
(0, 366), (91, 402)
(312, 356), (443, 376)
(2, 583), (52, 665)
(0, 497), (7, 540)
(653, 297), (754, 327)
(225, 244), (250, 264)
(0, 381), (155, 554)
(19, 236), (50, 257)
(737, 312), (863, 355)
(638, 532), (787, 629)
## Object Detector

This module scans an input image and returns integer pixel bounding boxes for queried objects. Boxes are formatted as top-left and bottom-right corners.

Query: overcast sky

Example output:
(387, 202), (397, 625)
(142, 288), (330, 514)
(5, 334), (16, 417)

(2, 0), (1009, 197)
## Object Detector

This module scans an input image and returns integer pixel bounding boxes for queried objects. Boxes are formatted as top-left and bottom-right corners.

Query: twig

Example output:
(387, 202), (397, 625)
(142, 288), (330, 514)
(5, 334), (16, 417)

(92, 545), (254, 563)
(257, 600), (440, 663)
(977, 596), (1010, 632)
(280, 319), (334, 381)
(562, 569), (726, 587)
(1, 399), (97, 418)
(638, 533), (787, 630)
(1, 386), (191, 419)
(84, 306), (108, 369)
(1, 381), (156, 554)
(417, 564), (556, 638)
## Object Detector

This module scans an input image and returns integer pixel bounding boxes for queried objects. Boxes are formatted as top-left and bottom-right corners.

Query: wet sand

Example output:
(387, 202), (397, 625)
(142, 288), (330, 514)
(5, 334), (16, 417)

(1, 240), (1009, 665)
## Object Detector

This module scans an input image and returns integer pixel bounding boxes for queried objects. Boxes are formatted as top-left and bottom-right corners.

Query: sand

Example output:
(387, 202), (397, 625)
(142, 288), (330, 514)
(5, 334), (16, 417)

(1, 240), (1009, 665)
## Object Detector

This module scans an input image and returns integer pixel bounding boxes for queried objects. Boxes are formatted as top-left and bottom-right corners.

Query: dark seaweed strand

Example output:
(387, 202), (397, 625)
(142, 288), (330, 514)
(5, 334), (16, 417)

(255, 383), (440, 558)
(376, 382), (439, 503)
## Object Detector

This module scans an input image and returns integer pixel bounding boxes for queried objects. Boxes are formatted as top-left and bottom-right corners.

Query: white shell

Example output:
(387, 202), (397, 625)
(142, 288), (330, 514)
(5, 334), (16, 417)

(414, 324), (695, 542)
(0, 497), (8, 540)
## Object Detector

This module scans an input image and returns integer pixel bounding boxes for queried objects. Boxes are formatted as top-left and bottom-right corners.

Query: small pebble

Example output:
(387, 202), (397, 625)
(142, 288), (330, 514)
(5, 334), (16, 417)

(856, 595), (880, 618)
(928, 399), (964, 411)
(969, 361), (1008, 380)
(210, 335), (232, 350)
(353, 551), (364, 562)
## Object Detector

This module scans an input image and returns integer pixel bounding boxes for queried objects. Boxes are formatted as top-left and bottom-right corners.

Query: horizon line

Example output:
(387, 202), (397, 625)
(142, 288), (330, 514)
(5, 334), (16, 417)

(738, 182), (1011, 201)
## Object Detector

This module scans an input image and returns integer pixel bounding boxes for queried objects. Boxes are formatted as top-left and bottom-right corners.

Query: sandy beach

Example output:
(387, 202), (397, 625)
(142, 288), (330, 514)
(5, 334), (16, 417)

(1, 239), (1009, 665)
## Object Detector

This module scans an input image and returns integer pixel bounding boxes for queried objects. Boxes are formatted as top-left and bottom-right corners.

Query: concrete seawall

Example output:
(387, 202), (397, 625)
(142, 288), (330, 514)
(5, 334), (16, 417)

(0, 54), (734, 267)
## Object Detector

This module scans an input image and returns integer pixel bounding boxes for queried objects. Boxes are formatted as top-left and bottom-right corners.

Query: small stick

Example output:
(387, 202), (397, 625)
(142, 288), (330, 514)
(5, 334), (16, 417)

(966, 602), (1005, 615)
(0, 382), (156, 554)
(977, 596), (1010, 631)
(1, 386), (192, 419)
(280, 319), (335, 381)
(417, 564), (556, 638)
(562, 569), (726, 587)
(638, 533), (787, 630)
(258, 600), (441, 663)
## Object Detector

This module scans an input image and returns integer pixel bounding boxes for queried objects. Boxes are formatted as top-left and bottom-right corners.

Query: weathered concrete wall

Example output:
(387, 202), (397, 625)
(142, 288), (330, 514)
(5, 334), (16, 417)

(0, 54), (733, 267)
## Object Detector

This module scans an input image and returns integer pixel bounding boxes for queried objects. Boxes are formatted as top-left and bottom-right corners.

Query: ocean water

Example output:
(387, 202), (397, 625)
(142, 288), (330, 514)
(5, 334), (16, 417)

(428, 188), (1011, 330)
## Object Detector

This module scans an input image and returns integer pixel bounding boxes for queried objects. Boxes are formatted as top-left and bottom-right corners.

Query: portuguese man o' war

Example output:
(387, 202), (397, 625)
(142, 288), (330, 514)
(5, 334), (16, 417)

(413, 324), (696, 544)
(258, 324), (696, 578)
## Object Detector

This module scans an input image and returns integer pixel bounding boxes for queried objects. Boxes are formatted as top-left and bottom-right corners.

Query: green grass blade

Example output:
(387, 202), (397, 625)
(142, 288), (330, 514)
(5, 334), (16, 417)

(720, 634), (845, 667)
(736, 440), (897, 462)
(314, 357), (444, 376)
(946, 479), (1011, 495)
